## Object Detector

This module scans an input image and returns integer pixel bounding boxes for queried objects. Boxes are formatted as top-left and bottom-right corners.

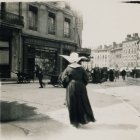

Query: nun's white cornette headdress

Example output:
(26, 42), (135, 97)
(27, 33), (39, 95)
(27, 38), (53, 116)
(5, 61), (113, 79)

(60, 52), (87, 63)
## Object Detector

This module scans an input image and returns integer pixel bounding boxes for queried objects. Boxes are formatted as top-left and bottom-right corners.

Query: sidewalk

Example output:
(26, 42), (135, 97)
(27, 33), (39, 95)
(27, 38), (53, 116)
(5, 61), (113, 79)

(0, 79), (50, 85)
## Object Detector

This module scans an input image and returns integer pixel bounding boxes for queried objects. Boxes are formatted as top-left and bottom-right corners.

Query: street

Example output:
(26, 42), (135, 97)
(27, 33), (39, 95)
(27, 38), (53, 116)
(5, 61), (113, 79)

(0, 77), (140, 140)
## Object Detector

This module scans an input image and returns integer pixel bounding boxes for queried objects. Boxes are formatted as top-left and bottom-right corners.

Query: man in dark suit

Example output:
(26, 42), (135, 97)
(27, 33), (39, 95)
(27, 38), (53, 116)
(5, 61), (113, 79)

(35, 65), (45, 88)
(121, 69), (126, 80)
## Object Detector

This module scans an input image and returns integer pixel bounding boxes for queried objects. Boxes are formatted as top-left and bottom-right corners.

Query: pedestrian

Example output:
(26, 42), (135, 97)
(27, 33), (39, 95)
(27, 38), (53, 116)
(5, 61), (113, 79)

(60, 52), (95, 128)
(115, 70), (119, 79)
(121, 69), (126, 80)
(93, 67), (101, 84)
(108, 69), (115, 82)
(35, 65), (45, 88)
(132, 67), (137, 78)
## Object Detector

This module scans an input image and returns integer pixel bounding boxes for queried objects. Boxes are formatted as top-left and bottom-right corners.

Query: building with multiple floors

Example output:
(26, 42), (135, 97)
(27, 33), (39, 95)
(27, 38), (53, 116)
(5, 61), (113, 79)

(0, 2), (24, 78)
(90, 45), (110, 68)
(110, 42), (122, 69)
(90, 34), (140, 70)
(0, 1), (83, 78)
(122, 33), (139, 68)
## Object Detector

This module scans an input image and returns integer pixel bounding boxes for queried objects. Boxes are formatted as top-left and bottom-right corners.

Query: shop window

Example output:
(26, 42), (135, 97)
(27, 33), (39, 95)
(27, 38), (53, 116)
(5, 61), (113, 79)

(35, 49), (57, 75)
(28, 5), (38, 31)
(64, 18), (70, 37)
(0, 41), (10, 78)
(0, 2), (1, 9)
(48, 12), (56, 35)
(0, 41), (9, 65)
(6, 2), (19, 14)
(0, 2), (6, 11)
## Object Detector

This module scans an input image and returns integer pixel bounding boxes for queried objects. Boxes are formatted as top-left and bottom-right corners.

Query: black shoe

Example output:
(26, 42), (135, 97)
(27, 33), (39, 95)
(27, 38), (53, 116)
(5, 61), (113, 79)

(72, 123), (79, 128)
(39, 87), (43, 88)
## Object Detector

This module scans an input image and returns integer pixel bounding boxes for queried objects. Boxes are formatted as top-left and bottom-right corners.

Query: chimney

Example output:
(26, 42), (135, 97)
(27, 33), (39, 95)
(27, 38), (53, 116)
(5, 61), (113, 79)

(127, 34), (131, 38)
(133, 33), (139, 38)
(113, 42), (117, 48)
(126, 34), (132, 41)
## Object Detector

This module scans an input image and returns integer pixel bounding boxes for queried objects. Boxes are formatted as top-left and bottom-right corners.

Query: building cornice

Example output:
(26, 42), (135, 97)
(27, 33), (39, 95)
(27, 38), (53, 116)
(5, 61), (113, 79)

(22, 33), (77, 46)
(37, 2), (74, 17)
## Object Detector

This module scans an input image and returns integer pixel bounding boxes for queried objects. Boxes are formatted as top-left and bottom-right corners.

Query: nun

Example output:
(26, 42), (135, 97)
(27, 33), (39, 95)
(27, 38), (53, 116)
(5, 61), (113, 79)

(60, 52), (95, 128)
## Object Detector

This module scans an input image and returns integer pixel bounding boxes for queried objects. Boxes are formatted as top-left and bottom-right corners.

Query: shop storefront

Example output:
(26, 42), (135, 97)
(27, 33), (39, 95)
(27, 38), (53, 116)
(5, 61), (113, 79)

(22, 36), (78, 76)
(0, 27), (12, 78)
(22, 36), (60, 76)
(0, 40), (10, 78)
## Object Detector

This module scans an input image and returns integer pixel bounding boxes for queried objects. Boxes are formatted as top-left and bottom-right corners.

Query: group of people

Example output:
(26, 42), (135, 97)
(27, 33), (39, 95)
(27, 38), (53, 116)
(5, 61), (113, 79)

(86, 67), (127, 83)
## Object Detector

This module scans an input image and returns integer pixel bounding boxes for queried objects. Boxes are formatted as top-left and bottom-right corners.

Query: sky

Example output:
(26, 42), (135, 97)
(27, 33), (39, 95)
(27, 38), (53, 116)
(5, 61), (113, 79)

(67, 0), (140, 48)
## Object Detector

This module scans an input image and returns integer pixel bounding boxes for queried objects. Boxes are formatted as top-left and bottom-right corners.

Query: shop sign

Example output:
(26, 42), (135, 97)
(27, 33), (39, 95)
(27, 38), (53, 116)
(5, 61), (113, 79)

(77, 48), (91, 55)
(24, 38), (59, 48)
(64, 44), (76, 51)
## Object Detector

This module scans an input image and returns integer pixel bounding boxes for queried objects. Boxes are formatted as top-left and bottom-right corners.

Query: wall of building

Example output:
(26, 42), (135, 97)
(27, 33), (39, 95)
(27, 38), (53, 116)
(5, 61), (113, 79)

(21, 2), (78, 44)
(89, 34), (140, 70)
(122, 38), (139, 67)
(91, 48), (110, 68)
(20, 2), (83, 74)
(0, 2), (83, 78)
(0, 2), (24, 78)
(110, 43), (122, 69)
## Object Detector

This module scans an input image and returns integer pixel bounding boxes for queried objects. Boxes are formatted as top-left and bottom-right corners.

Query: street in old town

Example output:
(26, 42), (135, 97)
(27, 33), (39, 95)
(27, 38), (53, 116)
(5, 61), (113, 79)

(1, 1), (140, 140)
(0, 77), (140, 140)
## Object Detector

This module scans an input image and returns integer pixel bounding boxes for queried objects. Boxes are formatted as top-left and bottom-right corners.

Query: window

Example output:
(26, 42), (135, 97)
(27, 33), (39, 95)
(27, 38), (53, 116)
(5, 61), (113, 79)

(6, 3), (19, 14)
(0, 41), (9, 65)
(48, 12), (56, 35)
(28, 6), (38, 31)
(64, 18), (70, 37)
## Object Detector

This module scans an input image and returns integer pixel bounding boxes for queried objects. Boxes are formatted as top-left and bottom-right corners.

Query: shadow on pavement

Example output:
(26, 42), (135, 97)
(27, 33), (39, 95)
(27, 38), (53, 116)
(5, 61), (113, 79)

(0, 101), (37, 122)
(1, 101), (68, 138)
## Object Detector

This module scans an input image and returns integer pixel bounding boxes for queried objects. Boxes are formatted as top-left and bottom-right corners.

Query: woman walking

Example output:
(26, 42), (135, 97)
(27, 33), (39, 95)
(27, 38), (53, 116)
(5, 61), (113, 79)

(60, 52), (95, 128)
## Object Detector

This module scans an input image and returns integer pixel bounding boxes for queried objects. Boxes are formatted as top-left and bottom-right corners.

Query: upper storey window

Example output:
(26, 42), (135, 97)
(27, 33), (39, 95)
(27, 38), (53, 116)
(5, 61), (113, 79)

(64, 18), (70, 38)
(48, 12), (56, 35)
(28, 5), (38, 31)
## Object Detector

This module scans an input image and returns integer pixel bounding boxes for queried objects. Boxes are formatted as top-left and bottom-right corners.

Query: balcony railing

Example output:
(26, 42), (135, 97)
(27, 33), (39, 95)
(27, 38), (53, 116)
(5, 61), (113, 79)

(0, 10), (24, 27)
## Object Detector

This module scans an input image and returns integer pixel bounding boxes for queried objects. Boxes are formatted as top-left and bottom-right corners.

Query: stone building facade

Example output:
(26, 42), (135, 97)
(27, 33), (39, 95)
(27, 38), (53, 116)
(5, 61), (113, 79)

(0, 2), (83, 78)
(122, 33), (140, 68)
(90, 33), (140, 70)
(110, 42), (122, 69)
(0, 2), (24, 78)
(91, 45), (110, 68)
